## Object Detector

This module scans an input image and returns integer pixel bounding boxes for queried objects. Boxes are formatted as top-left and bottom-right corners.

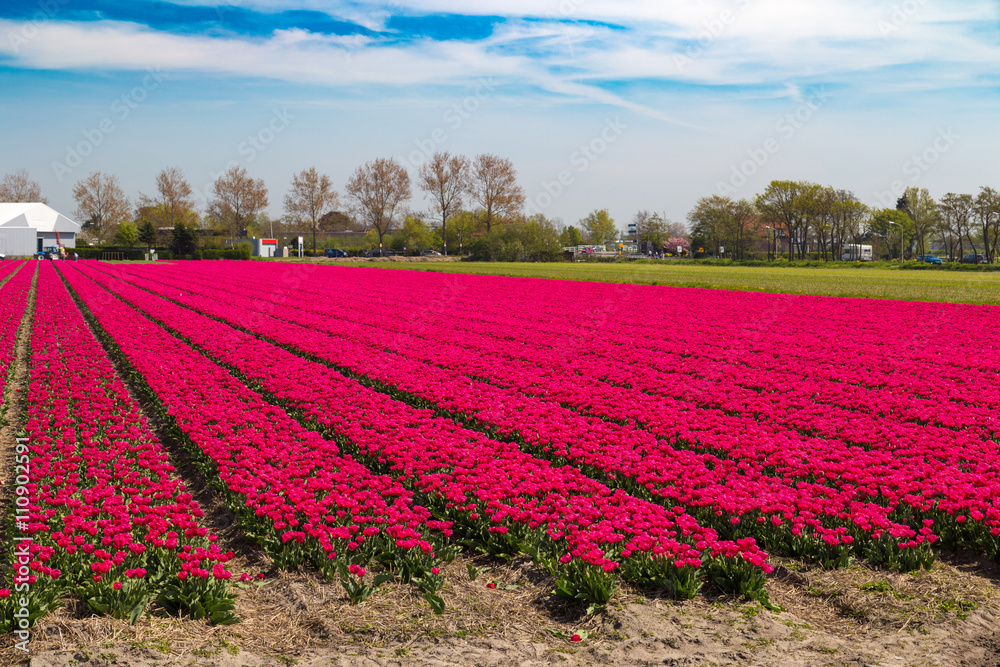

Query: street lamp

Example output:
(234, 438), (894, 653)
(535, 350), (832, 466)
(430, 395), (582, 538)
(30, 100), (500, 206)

(886, 221), (903, 262)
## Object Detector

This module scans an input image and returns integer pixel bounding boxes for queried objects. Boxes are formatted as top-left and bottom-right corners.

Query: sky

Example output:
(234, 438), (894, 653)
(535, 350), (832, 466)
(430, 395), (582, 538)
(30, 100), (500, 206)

(0, 0), (998, 230)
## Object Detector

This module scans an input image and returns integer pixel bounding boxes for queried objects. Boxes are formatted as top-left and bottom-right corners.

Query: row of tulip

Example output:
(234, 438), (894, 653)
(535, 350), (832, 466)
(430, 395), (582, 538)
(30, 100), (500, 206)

(66, 262), (775, 605)
(2, 263), (237, 630)
(93, 263), (974, 569)
(55, 264), (446, 605)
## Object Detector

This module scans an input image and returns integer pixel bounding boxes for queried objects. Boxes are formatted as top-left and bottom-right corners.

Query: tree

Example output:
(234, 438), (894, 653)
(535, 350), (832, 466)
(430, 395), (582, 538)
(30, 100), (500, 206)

(0, 169), (46, 203)
(580, 209), (617, 246)
(72, 171), (131, 244)
(283, 167), (339, 254)
(937, 193), (974, 261)
(445, 210), (480, 255)
(754, 181), (819, 260)
(138, 219), (157, 251)
(171, 221), (198, 257)
(898, 187), (939, 258)
(631, 210), (663, 255)
(207, 166), (269, 240)
(345, 158), (411, 249)
(137, 167), (197, 227)
(973, 186), (1000, 263)
(419, 152), (470, 256)
(868, 208), (913, 260)
(559, 225), (583, 247)
(389, 216), (438, 254)
(114, 221), (138, 247)
(687, 196), (756, 258)
(667, 236), (690, 256)
(468, 214), (562, 262)
(469, 154), (525, 233)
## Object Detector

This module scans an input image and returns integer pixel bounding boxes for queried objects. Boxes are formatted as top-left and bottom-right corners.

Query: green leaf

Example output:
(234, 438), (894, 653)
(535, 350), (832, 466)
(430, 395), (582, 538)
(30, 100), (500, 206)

(423, 591), (445, 615)
(373, 572), (395, 587)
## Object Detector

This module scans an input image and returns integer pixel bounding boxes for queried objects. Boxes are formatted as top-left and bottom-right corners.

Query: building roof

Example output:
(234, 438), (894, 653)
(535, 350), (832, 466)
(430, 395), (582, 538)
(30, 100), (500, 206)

(0, 202), (81, 234)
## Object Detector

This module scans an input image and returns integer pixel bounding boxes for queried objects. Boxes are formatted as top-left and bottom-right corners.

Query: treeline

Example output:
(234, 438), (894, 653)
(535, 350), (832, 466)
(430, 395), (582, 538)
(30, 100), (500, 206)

(1, 153), (562, 260)
(4, 166), (998, 263)
(688, 181), (1000, 263)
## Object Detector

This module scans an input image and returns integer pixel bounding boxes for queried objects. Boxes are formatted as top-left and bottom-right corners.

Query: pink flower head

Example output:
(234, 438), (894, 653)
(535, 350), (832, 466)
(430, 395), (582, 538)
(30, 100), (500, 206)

(348, 564), (366, 578)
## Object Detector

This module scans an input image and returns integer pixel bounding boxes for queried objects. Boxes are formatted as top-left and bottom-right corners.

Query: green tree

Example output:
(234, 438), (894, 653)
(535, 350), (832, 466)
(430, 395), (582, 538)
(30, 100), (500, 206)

(559, 224), (583, 247)
(390, 216), (438, 254)
(171, 221), (198, 257)
(898, 187), (939, 258)
(754, 181), (820, 260)
(868, 208), (913, 260)
(580, 209), (617, 246)
(113, 221), (138, 247)
(443, 210), (481, 255)
(138, 219), (157, 250)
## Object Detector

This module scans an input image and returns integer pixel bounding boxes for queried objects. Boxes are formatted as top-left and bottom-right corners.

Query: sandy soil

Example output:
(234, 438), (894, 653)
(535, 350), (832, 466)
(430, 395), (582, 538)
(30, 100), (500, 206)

(6, 551), (1000, 667)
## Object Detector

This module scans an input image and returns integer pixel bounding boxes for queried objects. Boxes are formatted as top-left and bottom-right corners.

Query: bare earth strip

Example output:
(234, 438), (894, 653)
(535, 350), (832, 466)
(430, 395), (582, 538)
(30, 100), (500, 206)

(0, 263), (37, 548)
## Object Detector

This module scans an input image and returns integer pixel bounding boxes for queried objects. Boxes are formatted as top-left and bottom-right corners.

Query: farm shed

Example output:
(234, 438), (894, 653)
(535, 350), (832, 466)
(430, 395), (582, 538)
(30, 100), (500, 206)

(0, 202), (81, 256)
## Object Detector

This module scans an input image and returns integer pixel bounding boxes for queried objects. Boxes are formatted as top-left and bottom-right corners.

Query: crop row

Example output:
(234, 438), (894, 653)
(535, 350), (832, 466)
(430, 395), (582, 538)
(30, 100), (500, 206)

(89, 263), (992, 568)
(2, 263), (236, 630)
(65, 262), (774, 605)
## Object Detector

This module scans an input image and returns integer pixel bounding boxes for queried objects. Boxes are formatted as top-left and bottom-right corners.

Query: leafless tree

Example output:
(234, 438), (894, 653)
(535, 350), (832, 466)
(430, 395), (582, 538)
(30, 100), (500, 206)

(469, 154), (525, 233)
(345, 157), (411, 248)
(137, 167), (197, 227)
(419, 152), (469, 255)
(0, 169), (47, 203)
(284, 167), (339, 252)
(72, 171), (131, 243)
(207, 165), (269, 240)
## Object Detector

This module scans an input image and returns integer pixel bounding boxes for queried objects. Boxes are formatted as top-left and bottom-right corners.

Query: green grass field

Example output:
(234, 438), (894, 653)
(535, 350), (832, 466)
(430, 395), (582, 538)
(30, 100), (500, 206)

(324, 260), (1000, 305)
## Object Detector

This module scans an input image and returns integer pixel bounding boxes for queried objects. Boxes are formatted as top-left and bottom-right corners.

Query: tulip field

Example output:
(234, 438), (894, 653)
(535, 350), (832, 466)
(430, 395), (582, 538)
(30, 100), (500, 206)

(3, 258), (1000, 631)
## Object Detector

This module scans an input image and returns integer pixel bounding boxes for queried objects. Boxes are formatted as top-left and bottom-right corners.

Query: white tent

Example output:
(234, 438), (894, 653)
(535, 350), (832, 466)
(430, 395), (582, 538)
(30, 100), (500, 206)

(0, 203), (80, 256)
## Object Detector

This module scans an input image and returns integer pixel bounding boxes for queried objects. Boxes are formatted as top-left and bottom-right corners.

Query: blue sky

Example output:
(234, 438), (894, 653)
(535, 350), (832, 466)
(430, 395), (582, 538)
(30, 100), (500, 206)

(1, 0), (997, 229)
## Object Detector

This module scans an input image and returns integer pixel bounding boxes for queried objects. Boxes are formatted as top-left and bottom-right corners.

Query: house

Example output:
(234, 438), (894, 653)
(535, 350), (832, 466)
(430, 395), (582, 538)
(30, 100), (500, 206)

(0, 203), (81, 256)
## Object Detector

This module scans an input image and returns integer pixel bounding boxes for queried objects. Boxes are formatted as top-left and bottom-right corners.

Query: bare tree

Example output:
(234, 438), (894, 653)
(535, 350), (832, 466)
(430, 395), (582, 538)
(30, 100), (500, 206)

(469, 154), (525, 233)
(899, 187), (940, 258)
(284, 167), (339, 253)
(137, 167), (197, 227)
(0, 169), (47, 203)
(419, 152), (470, 255)
(207, 166), (269, 241)
(345, 157), (411, 249)
(72, 171), (131, 244)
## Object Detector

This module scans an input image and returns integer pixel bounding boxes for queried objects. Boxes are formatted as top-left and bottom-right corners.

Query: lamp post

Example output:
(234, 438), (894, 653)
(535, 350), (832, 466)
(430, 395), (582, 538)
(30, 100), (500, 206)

(765, 226), (772, 261)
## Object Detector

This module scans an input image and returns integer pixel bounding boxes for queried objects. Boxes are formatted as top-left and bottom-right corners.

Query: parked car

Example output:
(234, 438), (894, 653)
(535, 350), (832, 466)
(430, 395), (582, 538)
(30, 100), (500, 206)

(324, 248), (347, 257)
(915, 255), (943, 265)
(420, 250), (442, 256)
(364, 248), (398, 257)
(960, 253), (988, 264)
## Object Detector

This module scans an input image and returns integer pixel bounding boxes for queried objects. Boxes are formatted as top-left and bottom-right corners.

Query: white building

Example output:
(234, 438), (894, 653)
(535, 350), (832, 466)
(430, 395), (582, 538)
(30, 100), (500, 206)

(0, 203), (80, 257)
